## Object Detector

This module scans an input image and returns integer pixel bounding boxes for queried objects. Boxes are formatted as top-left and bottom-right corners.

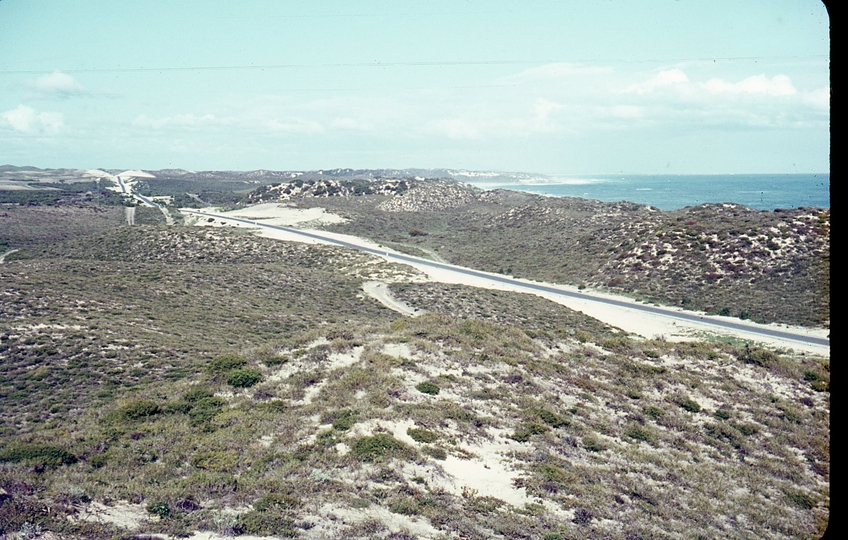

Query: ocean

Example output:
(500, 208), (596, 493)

(481, 173), (829, 211)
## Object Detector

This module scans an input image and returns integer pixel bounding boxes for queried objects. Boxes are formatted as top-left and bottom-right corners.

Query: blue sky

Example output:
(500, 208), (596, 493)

(0, 0), (829, 174)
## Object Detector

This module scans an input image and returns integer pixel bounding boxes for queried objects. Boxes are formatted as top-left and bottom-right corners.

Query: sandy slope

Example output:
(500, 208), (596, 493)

(182, 205), (829, 357)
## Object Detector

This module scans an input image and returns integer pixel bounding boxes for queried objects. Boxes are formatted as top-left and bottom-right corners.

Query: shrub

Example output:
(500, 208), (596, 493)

(117, 399), (162, 421)
(332, 410), (358, 431)
(89, 454), (108, 468)
(146, 502), (171, 519)
(239, 511), (296, 536)
(785, 490), (815, 509)
(714, 409), (731, 420)
(227, 369), (262, 388)
(253, 493), (301, 512)
(208, 354), (247, 373)
(678, 397), (701, 413)
(407, 427), (438, 443)
(183, 386), (215, 402)
(191, 451), (238, 472)
(737, 346), (780, 367)
(0, 443), (77, 468)
(643, 406), (664, 420)
(537, 409), (569, 428)
(352, 434), (416, 463)
(582, 437), (605, 452)
(415, 381), (440, 395)
(572, 508), (594, 525)
(423, 446), (447, 460)
(624, 425), (653, 442)
(262, 354), (289, 367)
(187, 396), (225, 427)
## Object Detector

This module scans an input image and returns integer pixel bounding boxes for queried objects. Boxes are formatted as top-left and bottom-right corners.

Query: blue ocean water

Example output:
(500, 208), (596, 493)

(491, 174), (829, 211)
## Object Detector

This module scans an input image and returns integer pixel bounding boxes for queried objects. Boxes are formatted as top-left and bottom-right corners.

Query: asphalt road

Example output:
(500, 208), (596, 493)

(183, 210), (829, 348)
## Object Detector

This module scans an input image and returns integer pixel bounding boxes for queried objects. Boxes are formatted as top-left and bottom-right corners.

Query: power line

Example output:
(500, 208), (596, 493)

(0, 56), (828, 76)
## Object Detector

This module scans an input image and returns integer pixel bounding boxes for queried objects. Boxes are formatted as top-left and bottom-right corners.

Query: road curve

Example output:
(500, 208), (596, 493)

(182, 210), (829, 350)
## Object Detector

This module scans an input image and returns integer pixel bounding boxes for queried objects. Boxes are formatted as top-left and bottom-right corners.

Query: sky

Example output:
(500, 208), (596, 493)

(0, 0), (830, 175)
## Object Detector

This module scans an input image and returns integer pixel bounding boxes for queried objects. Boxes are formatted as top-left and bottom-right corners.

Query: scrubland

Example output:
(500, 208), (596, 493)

(0, 218), (829, 539)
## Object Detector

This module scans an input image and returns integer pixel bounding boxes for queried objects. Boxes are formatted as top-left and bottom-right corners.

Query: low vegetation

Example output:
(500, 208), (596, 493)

(0, 173), (829, 539)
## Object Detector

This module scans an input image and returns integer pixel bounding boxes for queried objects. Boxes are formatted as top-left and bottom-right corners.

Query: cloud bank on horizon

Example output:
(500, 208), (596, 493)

(0, 0), (829, 175)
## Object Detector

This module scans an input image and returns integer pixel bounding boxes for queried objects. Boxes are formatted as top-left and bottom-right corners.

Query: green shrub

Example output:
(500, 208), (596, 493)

(253, 493), (301, 512)
(423, 446), (447, 460)
(644, 406), (664, 420)
(117, 399), (162, 421)
(332, 410), (358, 431)
(733, 423), (758, 437)
(0, 443), (78, 468)
(352, 434), (416, 463)
(537, 409), (569, 428)
(208, 354), (247, 373)
(536, 464), (571, 483)
(415, 381), (440, 395)
(260, 400), (288, 412)
(407, 427), (438, 443)
(262, 354), (289, 367)
(183, 386), (215, 402)
(714, 409), (731, 420)
(187, 396), (225, 427)
(737, 346), (780, 367)
(146, 502), (171, 519)
(191, 450), (238, 472)
(705, 423), (742, 448)
(389, 497), (420, 515)
(785, 490), (815, 509)
(239, 511), (296, 536)
(679, 397), (701, 413)
(227, 369), (262, 388)
(582, 436), (605, 452)
(89, 454), (108, 469)
(624, 425), (653, 442)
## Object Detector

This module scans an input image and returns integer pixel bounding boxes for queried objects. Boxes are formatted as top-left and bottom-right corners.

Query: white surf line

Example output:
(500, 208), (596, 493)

(181, 210), (829, 356)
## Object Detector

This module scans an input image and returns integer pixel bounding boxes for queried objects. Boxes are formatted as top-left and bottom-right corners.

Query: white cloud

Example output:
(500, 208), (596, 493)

(430, 98), (569, 140)
(624, 69), (689, 94)
(1, 105), (65, 134)
(802, 86), (830, 109)
(26, 71), (87, 98)
(331, 117), (373, 131)
(701, 74), (796, 96)
(265, 118), (324, 134)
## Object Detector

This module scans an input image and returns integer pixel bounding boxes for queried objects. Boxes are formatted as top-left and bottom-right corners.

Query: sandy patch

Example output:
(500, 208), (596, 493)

(73, 501), (151, 530)
(194, 203), (347, 227)
(363, 281), (421, 316)
(304, 502), (442, 539)
(0, 248), (19, 264)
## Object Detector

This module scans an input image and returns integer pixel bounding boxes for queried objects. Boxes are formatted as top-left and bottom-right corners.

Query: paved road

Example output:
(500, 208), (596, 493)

(183, 210), (829, 349)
